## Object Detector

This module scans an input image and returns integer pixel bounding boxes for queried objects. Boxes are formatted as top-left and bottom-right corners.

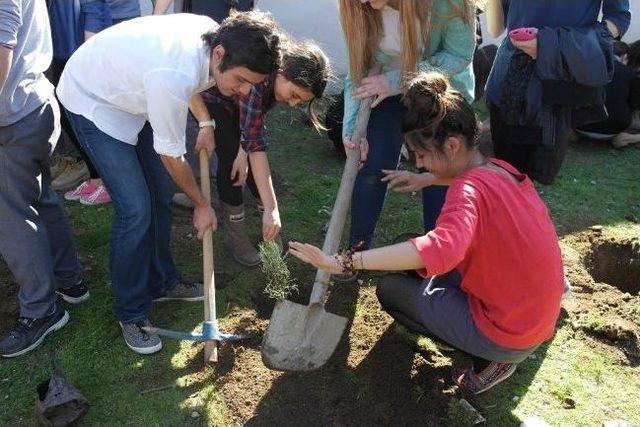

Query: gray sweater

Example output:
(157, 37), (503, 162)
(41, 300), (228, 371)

(0, 0), (54, 126)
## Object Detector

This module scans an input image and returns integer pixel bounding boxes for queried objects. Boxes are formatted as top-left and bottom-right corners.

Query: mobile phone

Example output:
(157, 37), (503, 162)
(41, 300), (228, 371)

(509, 27), (538, 42)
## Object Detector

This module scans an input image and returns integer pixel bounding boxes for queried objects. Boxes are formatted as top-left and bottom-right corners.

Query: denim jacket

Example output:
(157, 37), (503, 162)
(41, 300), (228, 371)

(487, 24), (614, 147)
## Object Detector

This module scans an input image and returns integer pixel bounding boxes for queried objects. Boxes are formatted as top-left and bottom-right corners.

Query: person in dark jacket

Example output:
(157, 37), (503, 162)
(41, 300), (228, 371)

(577, 40), (640, 148)
(484, 0), (631, 184)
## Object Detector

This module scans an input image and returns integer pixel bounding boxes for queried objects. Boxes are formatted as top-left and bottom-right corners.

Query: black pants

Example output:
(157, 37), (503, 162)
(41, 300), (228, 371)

(578, 61), (635, 135)
(46, 57), (100, 179)
(205, 101), (259, 206)
(490, 104), (569, 185)
(185, 0), (253, 21)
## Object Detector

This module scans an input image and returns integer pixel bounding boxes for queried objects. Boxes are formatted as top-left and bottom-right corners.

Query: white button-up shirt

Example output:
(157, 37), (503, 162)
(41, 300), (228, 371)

(57, 14), (217, 157)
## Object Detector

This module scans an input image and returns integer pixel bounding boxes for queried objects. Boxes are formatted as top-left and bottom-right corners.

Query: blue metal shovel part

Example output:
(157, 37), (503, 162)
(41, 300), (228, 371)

(142, 321), (248, 343)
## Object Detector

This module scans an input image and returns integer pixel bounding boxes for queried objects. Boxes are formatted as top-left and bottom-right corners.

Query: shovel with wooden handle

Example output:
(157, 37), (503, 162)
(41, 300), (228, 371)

(144, 150), (246, 364)
(261, 65), (381, 371)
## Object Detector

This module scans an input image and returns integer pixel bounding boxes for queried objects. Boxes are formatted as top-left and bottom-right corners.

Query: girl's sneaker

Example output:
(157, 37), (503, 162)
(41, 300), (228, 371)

(452, 361), (517, 395)
(80, 185), (111, 205)
(64, 181), (97, 201)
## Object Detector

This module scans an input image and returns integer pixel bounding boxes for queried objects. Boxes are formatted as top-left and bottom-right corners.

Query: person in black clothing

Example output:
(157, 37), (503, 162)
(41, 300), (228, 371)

(576, 40), (640, 148)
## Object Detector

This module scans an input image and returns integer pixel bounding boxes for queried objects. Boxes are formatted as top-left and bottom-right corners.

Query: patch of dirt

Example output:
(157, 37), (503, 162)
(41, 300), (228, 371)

(0, 270), (19, 337)
(561, 231), (640, 364)
(214, 282), (456, 426)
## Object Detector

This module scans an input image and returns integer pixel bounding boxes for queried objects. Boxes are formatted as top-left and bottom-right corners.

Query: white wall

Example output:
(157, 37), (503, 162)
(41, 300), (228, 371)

(626, 4), (640, 42)
(256, 0), (349, 76)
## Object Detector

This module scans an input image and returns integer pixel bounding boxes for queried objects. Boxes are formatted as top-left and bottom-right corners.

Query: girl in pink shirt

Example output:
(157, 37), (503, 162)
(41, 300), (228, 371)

(289, 72), (564, 395)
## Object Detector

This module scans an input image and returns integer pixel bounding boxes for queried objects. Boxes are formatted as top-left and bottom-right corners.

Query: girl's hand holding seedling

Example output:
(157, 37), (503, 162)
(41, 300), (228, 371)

(262, 207), (281, 242)
(354, 74), (391, 107)
(288, 241), (344, 274)
(381, 170), (436, 193)
(231, 147), (249, 186)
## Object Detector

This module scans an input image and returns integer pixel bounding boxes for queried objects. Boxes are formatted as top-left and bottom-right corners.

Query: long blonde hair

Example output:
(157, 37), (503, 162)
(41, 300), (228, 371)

(338, 0), (476, 84)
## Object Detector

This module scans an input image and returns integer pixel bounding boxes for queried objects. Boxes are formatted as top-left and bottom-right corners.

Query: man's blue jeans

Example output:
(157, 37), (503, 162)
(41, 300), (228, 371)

(66, 111), (179, 323)
(0, 99), (83, 319)
(349, 96), (448, 248)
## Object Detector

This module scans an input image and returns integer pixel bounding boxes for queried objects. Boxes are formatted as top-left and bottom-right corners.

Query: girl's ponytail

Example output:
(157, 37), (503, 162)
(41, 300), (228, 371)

(401, 72), (478, 151)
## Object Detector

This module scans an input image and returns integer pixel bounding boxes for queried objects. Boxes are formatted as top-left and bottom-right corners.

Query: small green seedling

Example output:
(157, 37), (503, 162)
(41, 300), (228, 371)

(259, 241), (297, 300)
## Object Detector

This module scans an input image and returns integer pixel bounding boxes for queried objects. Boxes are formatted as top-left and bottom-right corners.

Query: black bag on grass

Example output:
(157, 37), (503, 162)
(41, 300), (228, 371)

(36, 362), (88, 427)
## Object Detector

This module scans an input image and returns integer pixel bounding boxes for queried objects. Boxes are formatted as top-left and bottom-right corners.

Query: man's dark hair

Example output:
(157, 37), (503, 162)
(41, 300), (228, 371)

(202, 11), (283, 74)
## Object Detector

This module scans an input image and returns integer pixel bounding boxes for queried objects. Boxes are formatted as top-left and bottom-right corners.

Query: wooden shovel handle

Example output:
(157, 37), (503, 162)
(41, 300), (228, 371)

(309, 64), (382, 305)
(200, 149), (218, 362)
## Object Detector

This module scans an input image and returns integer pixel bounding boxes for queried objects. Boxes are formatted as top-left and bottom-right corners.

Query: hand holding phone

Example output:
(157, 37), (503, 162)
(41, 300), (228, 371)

(509, 27), (538, 42)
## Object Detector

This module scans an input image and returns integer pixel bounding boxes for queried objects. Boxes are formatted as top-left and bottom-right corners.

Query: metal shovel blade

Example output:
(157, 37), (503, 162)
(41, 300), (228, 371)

(261, 299), (348, 371)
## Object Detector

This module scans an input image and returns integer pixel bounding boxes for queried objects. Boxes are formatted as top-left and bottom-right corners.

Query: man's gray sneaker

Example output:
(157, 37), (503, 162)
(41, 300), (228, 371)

(119, 320), (162, 355)
(0, 307), (69, 358)
(154, 280), (204, 302)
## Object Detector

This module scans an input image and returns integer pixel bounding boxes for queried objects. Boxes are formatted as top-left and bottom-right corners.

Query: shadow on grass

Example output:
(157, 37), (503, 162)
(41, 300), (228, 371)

(241, 324), (447, 426)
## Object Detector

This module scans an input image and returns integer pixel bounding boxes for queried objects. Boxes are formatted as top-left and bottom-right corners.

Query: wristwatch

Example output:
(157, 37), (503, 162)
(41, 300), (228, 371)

(198, 119), (216, 130)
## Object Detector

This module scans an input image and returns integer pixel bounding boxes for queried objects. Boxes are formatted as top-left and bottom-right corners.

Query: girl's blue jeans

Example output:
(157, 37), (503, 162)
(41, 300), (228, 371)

(349, 96), (447, 248)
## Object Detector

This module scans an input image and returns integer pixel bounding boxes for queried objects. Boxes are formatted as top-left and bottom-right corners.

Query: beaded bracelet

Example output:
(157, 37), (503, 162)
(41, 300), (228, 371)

(335, 241), (365, 275)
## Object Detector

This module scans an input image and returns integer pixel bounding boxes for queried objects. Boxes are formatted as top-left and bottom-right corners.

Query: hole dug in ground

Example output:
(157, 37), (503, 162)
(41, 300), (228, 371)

(585, 236), (640, 295)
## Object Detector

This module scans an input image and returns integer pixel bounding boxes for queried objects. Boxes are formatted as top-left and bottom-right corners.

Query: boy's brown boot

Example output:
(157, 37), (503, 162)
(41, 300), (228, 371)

(221, 202), (260, 267)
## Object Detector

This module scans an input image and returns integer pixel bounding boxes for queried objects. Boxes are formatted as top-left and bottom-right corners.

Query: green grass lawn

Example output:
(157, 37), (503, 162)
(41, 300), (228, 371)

(1, 105), (639, 426)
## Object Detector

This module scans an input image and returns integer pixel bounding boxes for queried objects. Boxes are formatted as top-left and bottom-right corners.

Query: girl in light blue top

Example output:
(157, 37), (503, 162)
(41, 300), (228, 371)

(338, 0), (476, 274)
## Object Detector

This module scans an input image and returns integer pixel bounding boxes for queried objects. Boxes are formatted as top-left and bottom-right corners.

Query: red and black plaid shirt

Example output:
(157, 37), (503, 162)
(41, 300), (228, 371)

(201, 73), (275, 153)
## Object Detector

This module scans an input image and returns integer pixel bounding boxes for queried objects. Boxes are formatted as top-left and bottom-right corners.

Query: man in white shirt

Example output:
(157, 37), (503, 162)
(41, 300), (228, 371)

(57, 11), (283, 354)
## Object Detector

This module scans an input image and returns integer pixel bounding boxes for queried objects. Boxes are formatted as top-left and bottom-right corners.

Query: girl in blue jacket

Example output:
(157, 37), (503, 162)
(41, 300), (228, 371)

(337, 0), (477, 281)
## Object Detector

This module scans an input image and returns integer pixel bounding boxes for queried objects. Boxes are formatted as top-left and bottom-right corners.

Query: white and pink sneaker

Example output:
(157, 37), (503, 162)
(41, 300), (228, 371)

(64, 181), (97, 201)
(79, 185), (111, 205)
